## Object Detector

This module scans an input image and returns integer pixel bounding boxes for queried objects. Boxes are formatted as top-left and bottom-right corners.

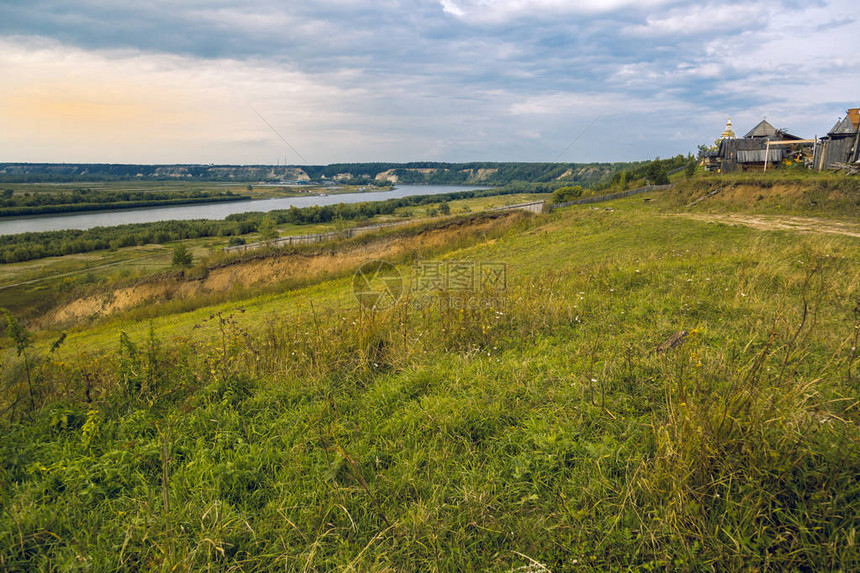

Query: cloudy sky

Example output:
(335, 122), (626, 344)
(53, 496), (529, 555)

(0, 0), (857, 164)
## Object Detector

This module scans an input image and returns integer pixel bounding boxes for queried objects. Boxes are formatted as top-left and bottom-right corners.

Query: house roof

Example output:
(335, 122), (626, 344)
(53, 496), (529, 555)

(828, 116), (858, 136)
(744, 120), (778, 138)
(743, 119), (802, 140)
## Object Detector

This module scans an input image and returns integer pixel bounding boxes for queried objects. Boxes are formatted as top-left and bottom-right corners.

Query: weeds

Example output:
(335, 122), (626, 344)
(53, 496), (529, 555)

(0, 197), (858, 570)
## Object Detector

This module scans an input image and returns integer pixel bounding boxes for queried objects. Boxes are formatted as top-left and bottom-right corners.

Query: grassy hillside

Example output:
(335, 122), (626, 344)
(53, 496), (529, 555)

(664, 172), (860, 219)
(0, 194), (542, 323)
(1, 181), (858, 570)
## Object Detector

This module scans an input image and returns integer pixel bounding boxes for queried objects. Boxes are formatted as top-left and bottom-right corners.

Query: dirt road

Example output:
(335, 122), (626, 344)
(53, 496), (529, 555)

(680, 213), (860, 238)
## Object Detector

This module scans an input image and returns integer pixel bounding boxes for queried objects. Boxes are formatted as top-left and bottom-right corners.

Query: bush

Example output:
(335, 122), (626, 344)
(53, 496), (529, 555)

(551, 185), (583, 203)
(171, 244), (193, 267)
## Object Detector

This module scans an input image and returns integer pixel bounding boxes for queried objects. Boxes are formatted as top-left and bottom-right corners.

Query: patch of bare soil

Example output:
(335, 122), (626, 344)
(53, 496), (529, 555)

(680, 213), (860, 238)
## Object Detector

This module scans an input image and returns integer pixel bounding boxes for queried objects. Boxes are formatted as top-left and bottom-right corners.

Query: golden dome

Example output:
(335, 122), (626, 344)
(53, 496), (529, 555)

(720, 117), (736, 140)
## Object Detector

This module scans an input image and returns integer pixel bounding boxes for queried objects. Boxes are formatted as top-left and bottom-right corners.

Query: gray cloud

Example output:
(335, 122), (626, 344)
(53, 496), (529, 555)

(0, 0), (857, 162)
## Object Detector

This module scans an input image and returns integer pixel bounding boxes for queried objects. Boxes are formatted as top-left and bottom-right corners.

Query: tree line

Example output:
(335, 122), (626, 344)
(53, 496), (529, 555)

(0, 188), (247, 217)
(592, 154), (694, 191)
(0, 186), (547, 264)
(0, 161), (641, 185)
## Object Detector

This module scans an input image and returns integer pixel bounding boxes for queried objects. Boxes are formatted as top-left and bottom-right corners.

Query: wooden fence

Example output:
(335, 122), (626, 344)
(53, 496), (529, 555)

(491, 200), (547, 214)
(223, 220), (413, 253)
(224, 186), (674, 254)
(547, 184), (674, 211)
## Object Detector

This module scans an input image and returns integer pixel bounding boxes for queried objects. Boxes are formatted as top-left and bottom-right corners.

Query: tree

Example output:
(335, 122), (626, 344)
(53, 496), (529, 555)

(697, 143), (717, 159)
(258, 213), (279, 243)
(645, 162), (669, 185)
(171, 244), (193, 267)
(438, 202), (451, 215)
(685, 160), (697, 178)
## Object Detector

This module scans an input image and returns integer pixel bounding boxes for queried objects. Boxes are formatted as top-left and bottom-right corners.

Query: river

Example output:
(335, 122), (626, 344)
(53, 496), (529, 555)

(0, 185), (489, 236)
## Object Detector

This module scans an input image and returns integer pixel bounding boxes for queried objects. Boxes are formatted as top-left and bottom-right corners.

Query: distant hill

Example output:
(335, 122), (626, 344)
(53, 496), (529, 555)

(0, 161), (642, 187)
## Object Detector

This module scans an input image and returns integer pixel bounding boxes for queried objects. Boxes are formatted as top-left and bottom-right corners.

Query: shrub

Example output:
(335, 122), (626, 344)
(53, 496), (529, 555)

(551, 185), (583, 203)
(171, 244), (193, 267)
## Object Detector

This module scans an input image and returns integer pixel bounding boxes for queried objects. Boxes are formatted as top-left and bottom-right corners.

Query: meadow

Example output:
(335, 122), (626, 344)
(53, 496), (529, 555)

(0, 191), (543, 321)
(0, 176), (858, 571)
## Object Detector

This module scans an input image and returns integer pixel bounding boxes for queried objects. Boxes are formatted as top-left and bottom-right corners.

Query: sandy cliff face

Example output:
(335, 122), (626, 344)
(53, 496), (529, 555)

(283, 168), (311, 181)
(374, 168), (448, 183)
(462, 168), (498, 182)
(374, 169), (400, 183)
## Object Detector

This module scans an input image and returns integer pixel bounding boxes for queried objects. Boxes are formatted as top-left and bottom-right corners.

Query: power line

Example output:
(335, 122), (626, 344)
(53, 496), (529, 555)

(551, 110), (606, 163)
(250, 106), (310, 165)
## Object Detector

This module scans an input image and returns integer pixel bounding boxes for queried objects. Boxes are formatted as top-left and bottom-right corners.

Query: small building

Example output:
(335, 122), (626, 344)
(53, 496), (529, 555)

(719, 119), (812, 173)
(813, 109), (860, 170)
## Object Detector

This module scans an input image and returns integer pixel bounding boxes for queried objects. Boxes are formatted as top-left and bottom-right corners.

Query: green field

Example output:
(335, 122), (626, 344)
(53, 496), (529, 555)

(0, 192), (543, 320)
(0, 175), (858, 570)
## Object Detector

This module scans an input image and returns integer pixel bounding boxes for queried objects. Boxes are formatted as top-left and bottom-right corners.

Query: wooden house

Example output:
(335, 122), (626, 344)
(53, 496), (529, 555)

(813, 109), (860, 170)
(718, 120), (812, 173)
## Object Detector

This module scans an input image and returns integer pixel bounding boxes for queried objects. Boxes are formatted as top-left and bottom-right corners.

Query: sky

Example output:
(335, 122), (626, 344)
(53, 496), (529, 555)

(0, 0), (858, 165)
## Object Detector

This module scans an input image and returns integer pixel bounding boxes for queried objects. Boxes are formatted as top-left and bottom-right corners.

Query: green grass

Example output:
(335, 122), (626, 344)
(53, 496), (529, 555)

(0, 193), (532, 321)
(659, 172), (860, 219)
(0, 189), (858, 571)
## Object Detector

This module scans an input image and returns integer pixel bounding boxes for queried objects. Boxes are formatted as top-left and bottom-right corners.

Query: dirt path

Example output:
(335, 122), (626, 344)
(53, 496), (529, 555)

(680, 213), (860, 238)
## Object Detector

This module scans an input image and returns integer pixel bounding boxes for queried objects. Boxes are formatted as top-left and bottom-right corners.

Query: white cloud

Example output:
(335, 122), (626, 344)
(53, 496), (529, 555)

(701, 3), (860, 99)
(628, 3), (769, 36)
(440, 0), (673, 22)
(2, 0), (858, 163)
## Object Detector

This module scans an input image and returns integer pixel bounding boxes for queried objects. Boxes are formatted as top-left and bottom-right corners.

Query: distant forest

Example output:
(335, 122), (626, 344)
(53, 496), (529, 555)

(0, 188), (248, 217)
(0, 161), (643, 188)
